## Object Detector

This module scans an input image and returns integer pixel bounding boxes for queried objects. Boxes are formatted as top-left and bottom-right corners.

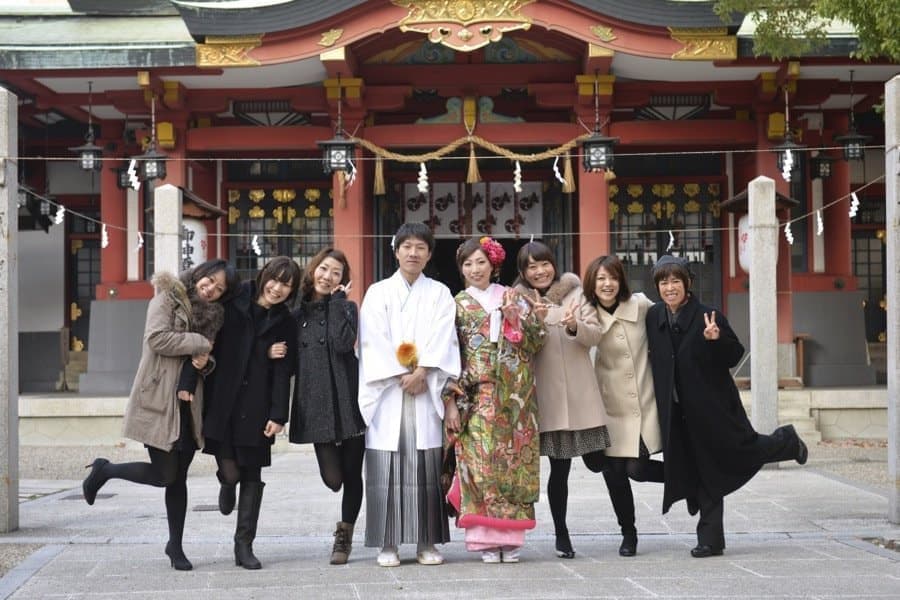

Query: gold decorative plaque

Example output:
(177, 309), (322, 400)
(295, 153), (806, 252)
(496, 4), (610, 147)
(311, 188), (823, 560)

(669, 28), (736, 61)
(197, 34), (262, 67)
(318, 28), (344, 47)
(392, 0), (535, 52)
(590, 25), (616, 43)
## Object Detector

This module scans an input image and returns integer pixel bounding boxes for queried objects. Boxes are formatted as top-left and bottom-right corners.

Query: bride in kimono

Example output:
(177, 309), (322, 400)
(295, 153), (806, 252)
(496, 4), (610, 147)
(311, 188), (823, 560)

(444, 237), (546, 563)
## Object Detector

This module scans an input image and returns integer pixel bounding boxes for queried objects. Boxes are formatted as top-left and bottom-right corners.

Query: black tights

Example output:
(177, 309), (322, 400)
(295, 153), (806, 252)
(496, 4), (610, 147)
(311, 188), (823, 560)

(215, 457), (262, 486)
(547, 450), (607, 534)
(314, 436), (366, 524)
(102, 447), (195, 548)
(599, 455), (664, 482)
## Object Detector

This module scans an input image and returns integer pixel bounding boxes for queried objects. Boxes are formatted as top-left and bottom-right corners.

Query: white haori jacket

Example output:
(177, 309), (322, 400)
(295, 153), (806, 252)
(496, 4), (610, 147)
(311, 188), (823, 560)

(358, 270), (461, 451)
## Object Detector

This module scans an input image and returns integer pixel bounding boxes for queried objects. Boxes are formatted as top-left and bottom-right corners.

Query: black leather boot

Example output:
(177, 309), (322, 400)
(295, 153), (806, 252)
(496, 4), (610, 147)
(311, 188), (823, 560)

(603, 470), (638, 556)
(234, 481), (265, 570)
(217, 471), (236, 516)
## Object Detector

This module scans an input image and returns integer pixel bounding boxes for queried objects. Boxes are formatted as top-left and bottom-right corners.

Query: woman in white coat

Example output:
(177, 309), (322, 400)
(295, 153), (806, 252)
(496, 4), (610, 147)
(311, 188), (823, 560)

(514, 241), (610, 559)
(584, 255), (664, 557)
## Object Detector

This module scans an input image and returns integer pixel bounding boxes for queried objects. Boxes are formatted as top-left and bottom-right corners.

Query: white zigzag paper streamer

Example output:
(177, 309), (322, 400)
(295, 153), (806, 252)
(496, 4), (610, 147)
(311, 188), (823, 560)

(666, 230), (675, 252)
(101, 224), (109, 248)
(849, 191), (860, 218)
(816, 209), (824, 236)
(136, 232), (144, 252)
(513, 161), (522, 193)
(251, 235), (262, 256)
(416, 162), (429, 194)
(53, 205), (65, 225)
(346, 157), (357, 189)
(784, 222), (794, 245)
(552, 156), (566, 185)
(781, 149), (794, 182)
(127, 159), (140, 191)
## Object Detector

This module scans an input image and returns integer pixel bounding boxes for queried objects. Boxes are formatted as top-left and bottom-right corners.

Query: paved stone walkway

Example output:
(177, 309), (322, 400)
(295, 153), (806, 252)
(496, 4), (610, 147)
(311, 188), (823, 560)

(2, 450), (898, 599)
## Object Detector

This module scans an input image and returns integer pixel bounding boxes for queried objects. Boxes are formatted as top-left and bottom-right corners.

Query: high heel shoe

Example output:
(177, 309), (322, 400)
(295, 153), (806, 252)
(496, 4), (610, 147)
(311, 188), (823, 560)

(82, 458), (109, 506)
(165, 542), (193, 571)
(555, 530), (575, 559)
(619, 528), (637, 557)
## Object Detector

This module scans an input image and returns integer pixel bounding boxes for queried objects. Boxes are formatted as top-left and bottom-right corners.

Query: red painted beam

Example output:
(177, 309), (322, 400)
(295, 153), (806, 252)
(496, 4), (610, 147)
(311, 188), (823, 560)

(610, 120), (757, 147)
(186, 125), (336, 151)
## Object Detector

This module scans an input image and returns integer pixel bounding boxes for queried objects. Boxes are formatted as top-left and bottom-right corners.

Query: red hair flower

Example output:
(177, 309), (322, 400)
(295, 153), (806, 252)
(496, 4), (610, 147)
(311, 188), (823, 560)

(479, 237), (506, 268)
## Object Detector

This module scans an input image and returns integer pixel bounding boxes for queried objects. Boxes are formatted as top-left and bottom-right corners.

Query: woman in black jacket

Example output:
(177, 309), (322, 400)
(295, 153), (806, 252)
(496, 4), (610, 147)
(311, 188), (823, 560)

(645, 255), (808, 558)
(204, 255), (301, 570)
(288, 248), (366, 565)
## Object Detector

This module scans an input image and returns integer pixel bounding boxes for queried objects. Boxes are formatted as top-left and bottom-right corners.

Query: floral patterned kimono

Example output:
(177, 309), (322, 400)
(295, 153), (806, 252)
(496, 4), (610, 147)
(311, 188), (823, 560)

(445, 283), (545, 551)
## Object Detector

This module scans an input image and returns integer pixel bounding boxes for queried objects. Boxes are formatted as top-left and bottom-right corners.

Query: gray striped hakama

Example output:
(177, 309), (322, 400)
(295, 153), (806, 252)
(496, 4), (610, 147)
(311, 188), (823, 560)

(364, 393), (450, 548)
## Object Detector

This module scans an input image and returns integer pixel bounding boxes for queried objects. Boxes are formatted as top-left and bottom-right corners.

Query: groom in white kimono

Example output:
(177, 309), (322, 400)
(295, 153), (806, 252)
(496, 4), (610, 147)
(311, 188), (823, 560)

(358, 222), (461, 567)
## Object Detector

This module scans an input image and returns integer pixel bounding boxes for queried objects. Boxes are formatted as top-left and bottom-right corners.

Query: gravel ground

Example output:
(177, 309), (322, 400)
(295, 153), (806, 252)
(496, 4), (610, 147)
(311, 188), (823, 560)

(0, 439), (892, 579)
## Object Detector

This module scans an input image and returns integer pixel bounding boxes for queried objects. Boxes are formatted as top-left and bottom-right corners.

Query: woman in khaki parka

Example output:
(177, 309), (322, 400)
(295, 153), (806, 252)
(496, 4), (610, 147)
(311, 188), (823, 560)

(82, 259), (237, 571)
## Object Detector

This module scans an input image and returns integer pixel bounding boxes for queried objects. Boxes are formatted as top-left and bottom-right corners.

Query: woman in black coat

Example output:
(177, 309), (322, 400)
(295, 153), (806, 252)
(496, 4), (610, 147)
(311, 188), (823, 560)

(287, 248), (366, 565)
(645, 255), (808, 558)
(204, 255), (301, 570)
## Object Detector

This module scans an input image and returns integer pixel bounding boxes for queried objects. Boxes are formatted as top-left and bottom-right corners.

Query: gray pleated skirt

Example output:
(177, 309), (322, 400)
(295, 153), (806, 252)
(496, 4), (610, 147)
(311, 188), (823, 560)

(364, 393), (450, 548)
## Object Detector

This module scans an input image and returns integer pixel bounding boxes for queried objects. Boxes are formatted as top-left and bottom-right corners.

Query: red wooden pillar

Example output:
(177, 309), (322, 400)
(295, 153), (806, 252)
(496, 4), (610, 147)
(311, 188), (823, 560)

(823, 113), (853, 278)
(97, 149), (126, 298)
(333, 146), (366, 305)
(756, 112), (794, 345)
(576, 169), (609, 276)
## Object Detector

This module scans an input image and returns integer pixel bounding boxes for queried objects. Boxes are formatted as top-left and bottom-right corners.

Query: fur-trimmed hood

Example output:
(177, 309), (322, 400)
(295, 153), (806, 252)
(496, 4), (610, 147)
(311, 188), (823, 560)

(178, 269), (225, 341)
(516, 272), (581, 306)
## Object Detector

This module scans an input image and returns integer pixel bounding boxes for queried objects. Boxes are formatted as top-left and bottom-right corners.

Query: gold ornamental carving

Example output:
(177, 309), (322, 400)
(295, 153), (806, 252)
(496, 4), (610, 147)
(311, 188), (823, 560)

(669, 28), (736, 61)
(392, 0), (536, 52)
(318, 28), (344, 47)
(228, 206), (241, 225)
(590, 25), (616, 43)
(197, 34), (262, 67)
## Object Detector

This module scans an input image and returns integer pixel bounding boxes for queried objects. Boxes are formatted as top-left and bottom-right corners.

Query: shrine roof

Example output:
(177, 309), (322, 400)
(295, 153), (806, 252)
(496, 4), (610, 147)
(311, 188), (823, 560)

(170, 0), (366, 36)
(569, 0), (743, 29)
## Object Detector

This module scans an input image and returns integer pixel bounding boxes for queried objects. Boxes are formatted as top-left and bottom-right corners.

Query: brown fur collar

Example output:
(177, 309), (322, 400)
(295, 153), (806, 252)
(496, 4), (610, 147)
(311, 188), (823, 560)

(515, 272), (581, 306)
(178, 270), (225, 340)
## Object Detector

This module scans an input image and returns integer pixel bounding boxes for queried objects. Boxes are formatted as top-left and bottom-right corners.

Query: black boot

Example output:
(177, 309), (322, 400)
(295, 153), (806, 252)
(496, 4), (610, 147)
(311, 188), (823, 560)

(603, 471), (638, 557)
(217, 471), (236, 516)
(82, 458), (109, 505)
(234, 481), (265, 570)
(165, 541), (193, 571)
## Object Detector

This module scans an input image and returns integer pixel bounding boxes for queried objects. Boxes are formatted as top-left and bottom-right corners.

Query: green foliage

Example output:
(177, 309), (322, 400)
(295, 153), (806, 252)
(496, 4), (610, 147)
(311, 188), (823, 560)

(714, 0), (900, 61)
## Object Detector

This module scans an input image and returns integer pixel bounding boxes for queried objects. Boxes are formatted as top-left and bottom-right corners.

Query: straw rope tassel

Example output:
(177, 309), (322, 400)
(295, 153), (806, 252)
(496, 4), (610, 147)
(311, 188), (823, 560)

(466, 143), (481, 184)
(373, 155), (385, 196)
(562, 153), (576, 193)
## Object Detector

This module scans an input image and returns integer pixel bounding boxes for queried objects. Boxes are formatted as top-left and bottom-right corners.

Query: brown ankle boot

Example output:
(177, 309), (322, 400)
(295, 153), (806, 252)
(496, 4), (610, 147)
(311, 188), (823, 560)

(330, 521), (354, 565)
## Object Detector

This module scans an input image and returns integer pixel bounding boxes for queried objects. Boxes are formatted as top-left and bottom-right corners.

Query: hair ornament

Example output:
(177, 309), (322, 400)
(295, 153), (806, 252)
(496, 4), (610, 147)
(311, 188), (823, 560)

(479, 236), (506, 268)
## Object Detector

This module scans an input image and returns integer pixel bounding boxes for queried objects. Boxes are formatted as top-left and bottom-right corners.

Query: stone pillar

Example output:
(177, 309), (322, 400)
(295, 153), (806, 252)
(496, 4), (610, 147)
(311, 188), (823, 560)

(153, 184), (183, 276)
(748, 176), (779, 435)
(884, 75), (900, 523)
(0, 86), (20, 532)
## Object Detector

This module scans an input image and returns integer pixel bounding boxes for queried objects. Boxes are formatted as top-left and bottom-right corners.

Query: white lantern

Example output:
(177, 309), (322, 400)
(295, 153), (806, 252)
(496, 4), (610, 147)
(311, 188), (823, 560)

(181, 218), (208, 271)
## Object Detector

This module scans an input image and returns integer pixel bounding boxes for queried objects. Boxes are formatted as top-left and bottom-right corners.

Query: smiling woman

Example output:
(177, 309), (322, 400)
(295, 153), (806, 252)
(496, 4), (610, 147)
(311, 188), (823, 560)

(203, 255), (301, 570)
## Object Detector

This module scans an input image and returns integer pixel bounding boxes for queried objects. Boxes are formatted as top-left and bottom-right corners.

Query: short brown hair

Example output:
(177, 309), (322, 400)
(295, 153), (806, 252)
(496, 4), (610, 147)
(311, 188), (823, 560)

(514, 241), (559, 289)
(300, 248), (351, 301)
(256, 256), (301, 304)
(583, 255), (631, 306)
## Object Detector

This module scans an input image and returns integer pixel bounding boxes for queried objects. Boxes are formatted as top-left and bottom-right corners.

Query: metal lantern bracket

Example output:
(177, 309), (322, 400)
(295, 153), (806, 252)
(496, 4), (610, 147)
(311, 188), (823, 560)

(69, 81), (103, 172)
(835, 70), (871, 161)
(581, 74), (618, 172)
(317, 76), (357, 174)
(133, 95), (167, 182)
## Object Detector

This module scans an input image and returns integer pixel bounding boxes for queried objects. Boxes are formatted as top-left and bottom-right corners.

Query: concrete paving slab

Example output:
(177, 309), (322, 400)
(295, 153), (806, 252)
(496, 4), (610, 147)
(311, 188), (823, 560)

(1, 452), (898, 599)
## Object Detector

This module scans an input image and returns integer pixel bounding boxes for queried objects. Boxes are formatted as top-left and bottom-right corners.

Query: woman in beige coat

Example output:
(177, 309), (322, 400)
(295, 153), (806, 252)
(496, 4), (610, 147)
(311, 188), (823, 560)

(82, 259), (237, 571)
(514, 241), (610, 559)
(584, 255), (664, 557)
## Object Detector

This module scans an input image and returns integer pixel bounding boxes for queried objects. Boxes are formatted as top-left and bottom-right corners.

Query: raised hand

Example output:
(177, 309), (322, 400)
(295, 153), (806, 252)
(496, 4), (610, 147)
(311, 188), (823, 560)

(703, 311), (720, 340)
(501, 288), (521, 322)
(268, 341), (287, 359)
(560, 298), (581, 334)
(521, 289), (548, 321)
(334, 280), (352, 296)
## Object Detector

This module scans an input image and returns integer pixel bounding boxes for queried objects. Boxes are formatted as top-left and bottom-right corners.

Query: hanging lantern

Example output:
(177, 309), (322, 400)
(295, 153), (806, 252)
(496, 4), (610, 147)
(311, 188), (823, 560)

(834, 126), (870, 161)
(70, 81), (103, 172)
(809, 153), (834, 179)
(133, 96), (167, 182)
(581, 132), (619, 172)
(116, 167), (131, 189)
(317, 131), (355, 174)
(773, 131), (804, 173)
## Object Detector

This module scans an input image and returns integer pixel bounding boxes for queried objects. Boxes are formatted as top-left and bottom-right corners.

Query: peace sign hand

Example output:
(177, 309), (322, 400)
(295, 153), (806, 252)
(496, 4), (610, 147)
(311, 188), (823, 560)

(560, 298), (580, 334)
(501, 289), (521, 322)
(703, 311), (720, 340)
(521, 289), (548, 321)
